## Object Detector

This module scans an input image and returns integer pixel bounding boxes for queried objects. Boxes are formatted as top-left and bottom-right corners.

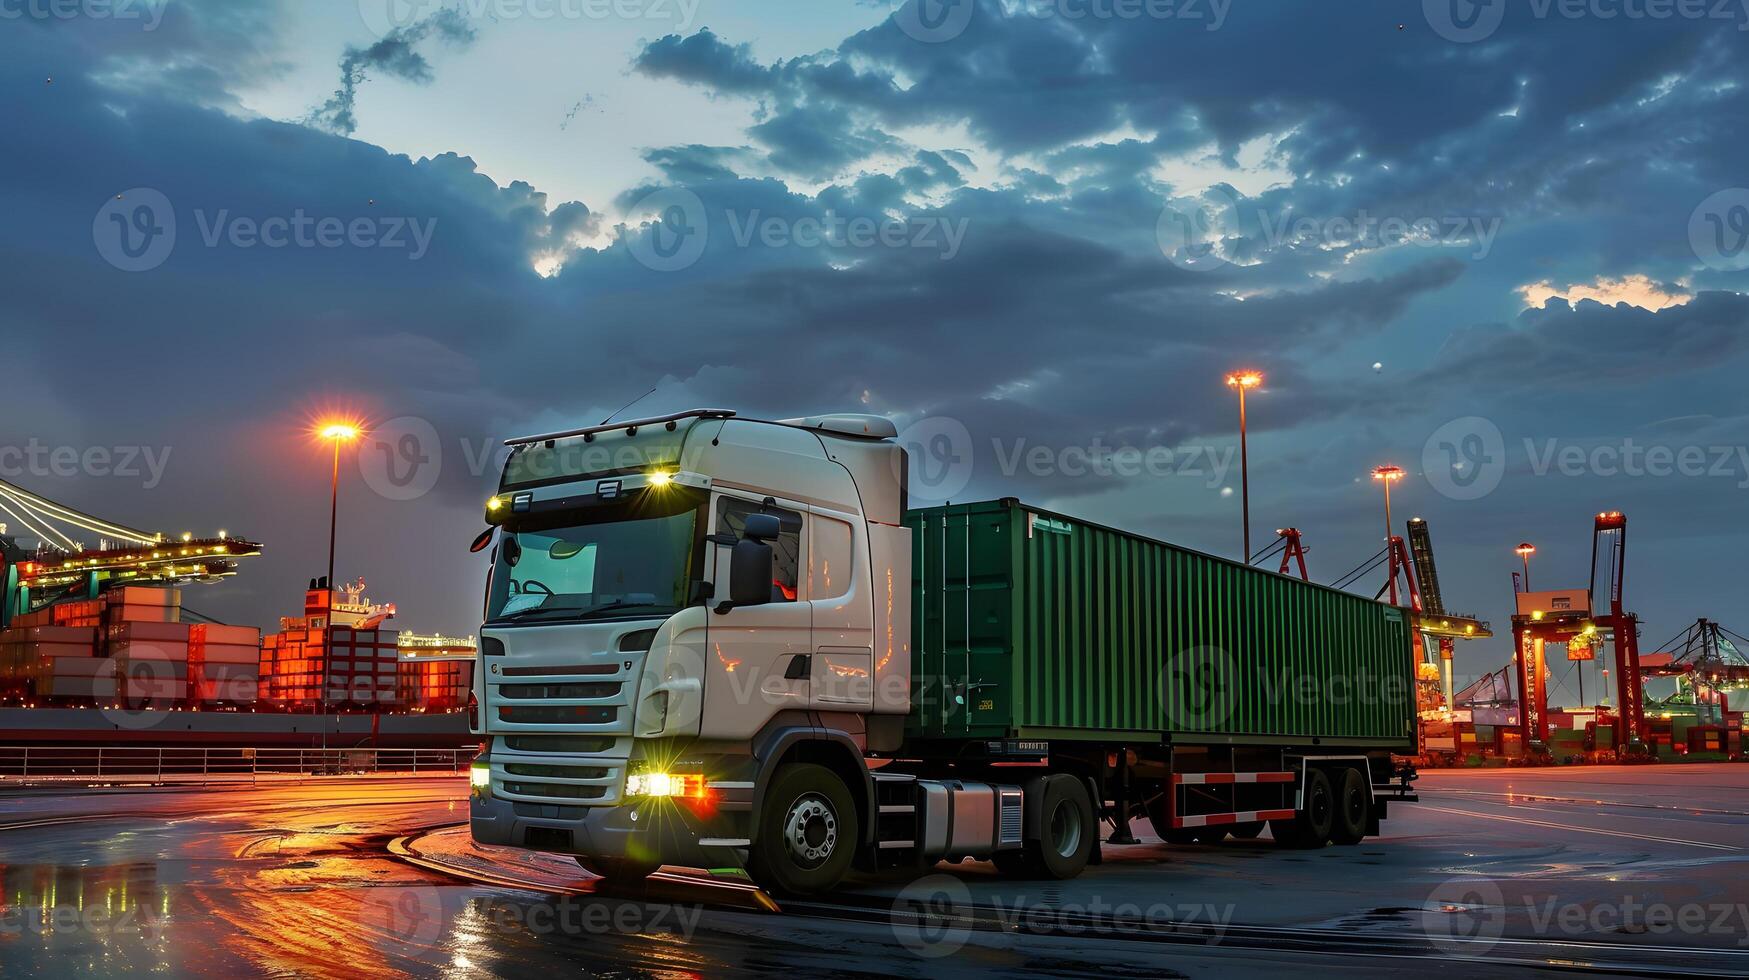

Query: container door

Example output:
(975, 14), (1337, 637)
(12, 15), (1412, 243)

(918, 507), (1013, 736)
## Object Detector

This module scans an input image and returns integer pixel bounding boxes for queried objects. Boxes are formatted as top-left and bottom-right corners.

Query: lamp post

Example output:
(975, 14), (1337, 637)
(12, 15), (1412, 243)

(1370, 464), (1404, 543)
(1515, 542), (1536, 591)
(317, 422), (361, 760)
(1225, 371), (1263, 563)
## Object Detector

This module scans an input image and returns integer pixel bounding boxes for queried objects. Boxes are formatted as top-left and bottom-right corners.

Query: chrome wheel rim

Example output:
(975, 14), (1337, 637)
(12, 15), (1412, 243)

(782, 793), (837, 868)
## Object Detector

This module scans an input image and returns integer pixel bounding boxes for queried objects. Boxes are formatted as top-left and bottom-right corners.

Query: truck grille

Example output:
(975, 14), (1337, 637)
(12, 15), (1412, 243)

(498, 705), (617, 725)
(498, 682), (621, 700)
(502, 780), (608, 801)
(503, 735), (616, 754)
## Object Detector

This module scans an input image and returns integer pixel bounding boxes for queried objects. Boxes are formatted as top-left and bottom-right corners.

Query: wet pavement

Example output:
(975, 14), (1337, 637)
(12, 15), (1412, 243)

(3, 766), (1749, 977)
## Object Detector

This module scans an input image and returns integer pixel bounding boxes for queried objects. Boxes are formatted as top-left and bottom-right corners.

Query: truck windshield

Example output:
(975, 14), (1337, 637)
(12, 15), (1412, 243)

(487, 508), (699, 626)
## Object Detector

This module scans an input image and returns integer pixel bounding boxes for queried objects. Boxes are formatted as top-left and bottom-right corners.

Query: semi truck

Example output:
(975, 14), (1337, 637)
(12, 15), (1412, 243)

(467, 409), (1419, 895)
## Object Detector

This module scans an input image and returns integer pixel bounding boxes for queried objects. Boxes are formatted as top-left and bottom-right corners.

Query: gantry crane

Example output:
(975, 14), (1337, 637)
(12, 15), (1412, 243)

(0, 477), (260, 627)
(1509, 511), (1646, 758)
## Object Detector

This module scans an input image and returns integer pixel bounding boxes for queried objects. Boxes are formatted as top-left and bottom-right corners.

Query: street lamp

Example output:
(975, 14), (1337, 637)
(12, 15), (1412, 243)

(1515, 542), (1536, 591)
(1225, 371), (1263, 563)
(1370, 464), (1405, 543)
(319, 422), (362, 597)
(316, 421), (361, 759)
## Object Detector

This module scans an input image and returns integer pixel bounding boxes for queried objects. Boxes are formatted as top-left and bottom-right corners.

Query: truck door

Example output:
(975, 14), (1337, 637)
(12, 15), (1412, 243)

(807, 506), (873, 709)
(701, 493), (811, 738)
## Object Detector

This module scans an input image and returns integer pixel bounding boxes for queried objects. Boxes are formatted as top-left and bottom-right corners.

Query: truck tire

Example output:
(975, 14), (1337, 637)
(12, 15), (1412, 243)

(1330, 767), (1369, 845)
(1276, 767), (1334, 849)
(997, 774), (1095, 879)
(574, 856), (658, 886)
(749, 763), (859, 896)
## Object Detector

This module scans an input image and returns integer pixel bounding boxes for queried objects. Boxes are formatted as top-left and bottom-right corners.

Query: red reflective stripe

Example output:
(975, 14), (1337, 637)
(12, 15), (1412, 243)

(1171, 771), (1296, 786)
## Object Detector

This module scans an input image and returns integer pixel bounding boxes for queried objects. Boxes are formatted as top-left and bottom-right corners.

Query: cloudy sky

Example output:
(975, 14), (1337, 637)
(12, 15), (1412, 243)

(3, 0), (1747, 699)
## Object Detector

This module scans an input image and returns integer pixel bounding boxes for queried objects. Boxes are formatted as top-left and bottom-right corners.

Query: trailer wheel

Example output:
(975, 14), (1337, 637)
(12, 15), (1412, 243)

(1330, 767), (1369, 845)
(1276, 767), (1335, 848)
(749, 763), (858, 896)
(997, 774), (1094, 879)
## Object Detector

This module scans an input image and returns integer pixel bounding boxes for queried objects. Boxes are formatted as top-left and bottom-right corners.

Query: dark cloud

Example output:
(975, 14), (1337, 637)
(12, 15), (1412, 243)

(308, 9), (476, 135)
(6, 0), (1749, 657)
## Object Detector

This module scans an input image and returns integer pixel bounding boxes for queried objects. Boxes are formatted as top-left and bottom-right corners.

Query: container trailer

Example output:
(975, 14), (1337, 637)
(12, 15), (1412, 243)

(467, 410), (1420, 894)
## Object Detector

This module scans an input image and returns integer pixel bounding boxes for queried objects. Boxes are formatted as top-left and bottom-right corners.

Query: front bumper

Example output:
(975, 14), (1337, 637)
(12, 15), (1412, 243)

(472, 793), (740, 865)
(471, 745), (757, 868)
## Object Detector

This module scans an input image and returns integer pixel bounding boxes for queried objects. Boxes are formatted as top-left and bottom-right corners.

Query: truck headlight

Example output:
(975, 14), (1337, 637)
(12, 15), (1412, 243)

(470, 763), (492, 798)
(625, 771), (703, 799)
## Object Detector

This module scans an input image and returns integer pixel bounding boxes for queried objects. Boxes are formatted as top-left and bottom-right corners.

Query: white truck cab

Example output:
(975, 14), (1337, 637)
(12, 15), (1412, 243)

(469, 409), (937, 893)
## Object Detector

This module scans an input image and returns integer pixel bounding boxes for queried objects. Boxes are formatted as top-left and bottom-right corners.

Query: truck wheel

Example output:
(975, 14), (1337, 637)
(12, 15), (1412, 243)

(574, 856), (657, 885)
(1330, 767), (1369, 845)
(750, 763), (858, 896)
(997, 774), (1095, 879)
(1281, 767), (1335, 848)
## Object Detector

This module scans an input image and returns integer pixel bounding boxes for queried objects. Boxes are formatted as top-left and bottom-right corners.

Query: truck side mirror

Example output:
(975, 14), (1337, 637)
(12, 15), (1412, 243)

(742, 513), (781, 542)
(728, 537), (774, 607)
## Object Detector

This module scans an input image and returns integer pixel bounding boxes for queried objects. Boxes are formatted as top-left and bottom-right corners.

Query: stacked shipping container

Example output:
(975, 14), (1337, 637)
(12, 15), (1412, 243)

(2, 586), (471, 712)
(190, 623), (261, 704)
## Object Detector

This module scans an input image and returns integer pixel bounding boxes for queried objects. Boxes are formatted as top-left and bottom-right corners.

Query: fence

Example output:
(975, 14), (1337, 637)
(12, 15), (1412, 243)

(0, 745), (476, 785)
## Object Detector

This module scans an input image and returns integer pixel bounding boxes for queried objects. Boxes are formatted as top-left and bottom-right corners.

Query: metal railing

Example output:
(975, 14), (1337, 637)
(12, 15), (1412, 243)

(0, 745), (477, 785)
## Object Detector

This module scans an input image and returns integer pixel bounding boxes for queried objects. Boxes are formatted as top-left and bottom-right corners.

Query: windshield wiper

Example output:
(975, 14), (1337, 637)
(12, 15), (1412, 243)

(490, 605), (587, 623)
(572, 601), (663, 620)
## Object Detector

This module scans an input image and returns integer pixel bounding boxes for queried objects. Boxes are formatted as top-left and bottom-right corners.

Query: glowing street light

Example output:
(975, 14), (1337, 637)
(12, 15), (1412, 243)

(315, 418), (363, 759)
(1225, 371), (1263, 563)
(316, 420), (364, 602)
(1371, 464), (1405, 544)
(1515, 542), (1536, 591)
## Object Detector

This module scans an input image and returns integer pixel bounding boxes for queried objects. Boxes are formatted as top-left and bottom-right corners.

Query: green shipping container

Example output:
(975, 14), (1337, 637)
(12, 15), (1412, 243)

(907, 500), (1417, 749)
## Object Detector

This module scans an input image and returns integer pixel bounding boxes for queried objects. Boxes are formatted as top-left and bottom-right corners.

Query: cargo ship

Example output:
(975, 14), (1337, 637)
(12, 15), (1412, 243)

(0, 579), (476, 748)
